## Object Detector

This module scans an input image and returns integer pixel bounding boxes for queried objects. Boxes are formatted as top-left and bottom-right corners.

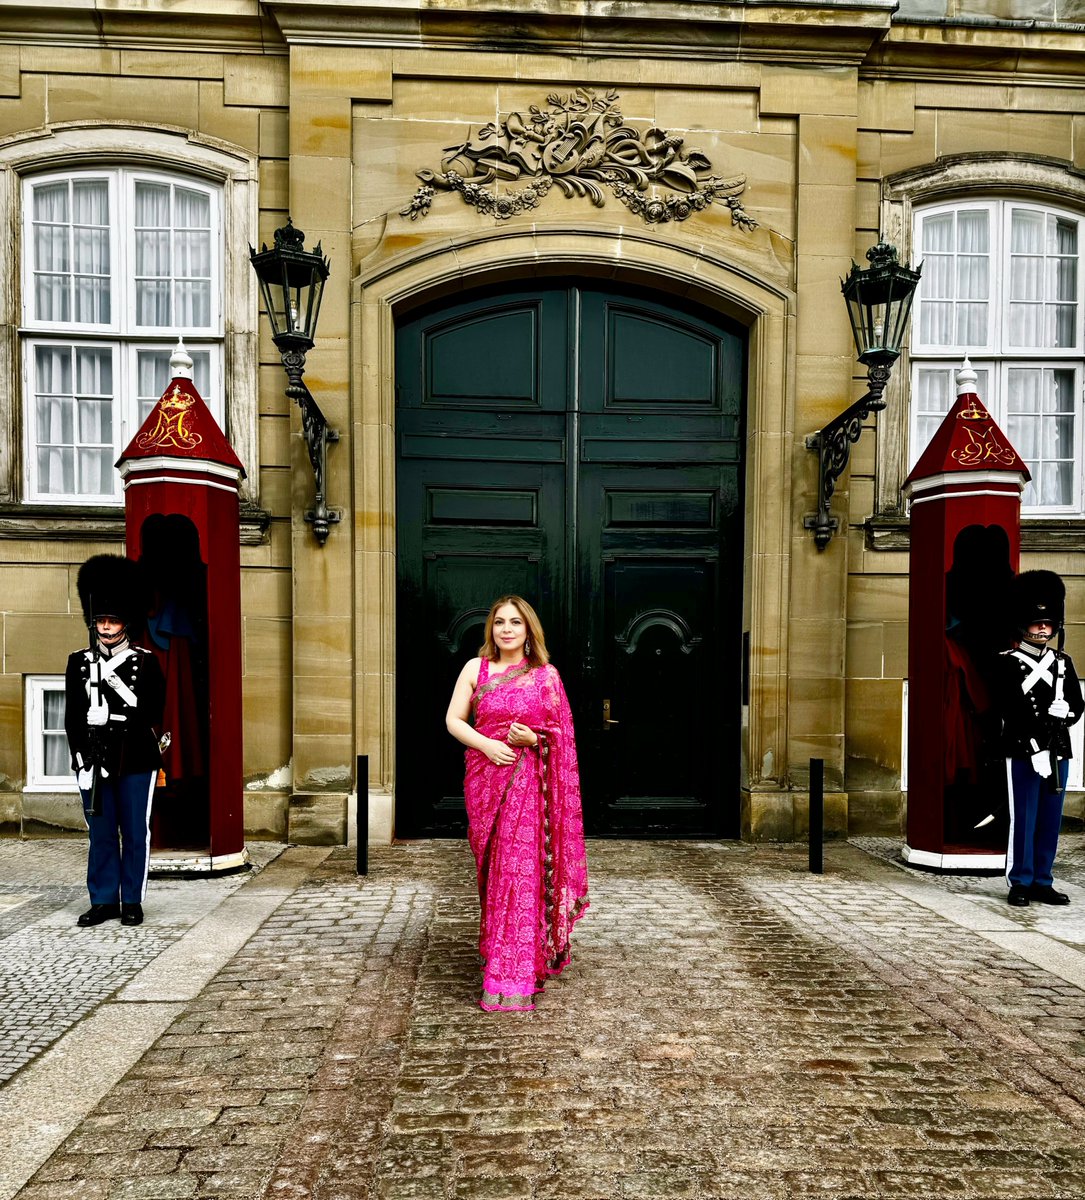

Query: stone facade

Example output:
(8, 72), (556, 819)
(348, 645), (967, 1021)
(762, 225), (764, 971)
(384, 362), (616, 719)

(0, 1), (1083, 844)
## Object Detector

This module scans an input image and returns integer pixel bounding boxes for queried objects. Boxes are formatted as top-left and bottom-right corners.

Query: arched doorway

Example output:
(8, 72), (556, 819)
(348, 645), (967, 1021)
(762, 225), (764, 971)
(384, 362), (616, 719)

(395, 280), (746, 838)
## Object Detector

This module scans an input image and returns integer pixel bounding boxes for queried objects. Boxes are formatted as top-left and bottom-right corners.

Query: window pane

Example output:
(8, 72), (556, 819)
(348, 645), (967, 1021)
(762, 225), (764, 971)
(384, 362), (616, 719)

(36, 394), (73, 445)
(77, 398), (111, 442)
(1008, 367), (1076, 508)
(175, 187), (210, 229)
(33, 223), (69, 273)
(917, 209), (990, 348)
(920, 301), (952, 346)
(43, 689), (66, 730)
(76, 346), (112, 395)
(33, 181), (69, 223)
(1011, 209), (1043, 254)
(37, 446), (74, 494)
(1007, 208), (1079, 351)
(135, 348), (213, 423)
(135, 181), (170, 227)
(137, 279), (171, 326)
(31, 344), (114, 497)
(134, 181), (214, 330)
(957, 303), (988, 346)
(78, 448), (114, 494)
(922, 212), (953, 253)
(135, 229), (170, 278)
(175, 281), (211, 327)
(73, 179), (108, 226)
(175, 231), (210, 278)
(31, 178), (110, 327)
(958, 209), (989, 253)
(44, 732), (69, 777)
(35, 275), (70, 322)
(911, 364), (992, 467)
(1010, 255), (1043, 302)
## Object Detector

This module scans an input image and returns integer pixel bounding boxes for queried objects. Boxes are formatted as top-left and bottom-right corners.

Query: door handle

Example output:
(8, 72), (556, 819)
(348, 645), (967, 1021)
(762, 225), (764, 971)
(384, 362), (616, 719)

(602, 698), (620, 731)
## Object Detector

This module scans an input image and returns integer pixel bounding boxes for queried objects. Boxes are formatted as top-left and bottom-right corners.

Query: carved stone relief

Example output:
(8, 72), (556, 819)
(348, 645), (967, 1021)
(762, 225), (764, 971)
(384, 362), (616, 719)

(400, 87), (757, 230)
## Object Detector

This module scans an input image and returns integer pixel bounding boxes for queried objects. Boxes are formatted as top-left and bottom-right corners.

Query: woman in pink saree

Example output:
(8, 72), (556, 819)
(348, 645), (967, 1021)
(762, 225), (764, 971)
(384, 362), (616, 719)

(446, 596), (589, 1011)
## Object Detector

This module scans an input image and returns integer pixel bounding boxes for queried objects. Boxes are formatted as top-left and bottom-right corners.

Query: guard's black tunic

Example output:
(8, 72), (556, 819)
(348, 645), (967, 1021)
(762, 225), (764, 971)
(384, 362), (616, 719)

(64, 645), (165, 777)
(991, 643), (1083, 762)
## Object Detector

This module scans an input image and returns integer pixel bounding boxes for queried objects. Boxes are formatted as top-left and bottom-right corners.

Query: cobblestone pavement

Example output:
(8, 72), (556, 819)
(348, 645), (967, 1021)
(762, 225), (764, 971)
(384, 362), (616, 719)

(10, 836), (1085, 1198)
(0, 838), (285, 1083)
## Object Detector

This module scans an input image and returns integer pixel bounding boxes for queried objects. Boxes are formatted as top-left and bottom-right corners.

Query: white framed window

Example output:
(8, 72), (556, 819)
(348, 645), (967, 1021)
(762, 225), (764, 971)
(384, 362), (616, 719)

(25, 676), (76, 791)
(910, 199), (1084, 514)
(22, 167), (225, 504)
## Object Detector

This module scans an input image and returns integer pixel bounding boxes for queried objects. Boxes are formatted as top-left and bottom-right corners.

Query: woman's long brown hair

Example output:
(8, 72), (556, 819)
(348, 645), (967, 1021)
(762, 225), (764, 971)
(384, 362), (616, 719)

(479, 595), (550, 666)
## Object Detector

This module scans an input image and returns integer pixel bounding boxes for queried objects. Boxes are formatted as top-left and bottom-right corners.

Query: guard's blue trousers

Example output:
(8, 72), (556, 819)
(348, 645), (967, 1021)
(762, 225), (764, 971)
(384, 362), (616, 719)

(79, 771), (156, 905)
(1006, 756), (1068, 890)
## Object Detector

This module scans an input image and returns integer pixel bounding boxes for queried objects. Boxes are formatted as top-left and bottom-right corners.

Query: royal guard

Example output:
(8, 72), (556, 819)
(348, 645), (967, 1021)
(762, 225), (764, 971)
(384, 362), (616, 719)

(65, 555), (166, 927)
(995, 570), (1083, 907)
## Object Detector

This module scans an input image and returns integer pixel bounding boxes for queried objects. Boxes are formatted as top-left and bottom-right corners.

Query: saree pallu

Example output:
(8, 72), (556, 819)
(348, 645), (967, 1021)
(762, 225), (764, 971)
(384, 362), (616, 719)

(465, 659), (589, 1011)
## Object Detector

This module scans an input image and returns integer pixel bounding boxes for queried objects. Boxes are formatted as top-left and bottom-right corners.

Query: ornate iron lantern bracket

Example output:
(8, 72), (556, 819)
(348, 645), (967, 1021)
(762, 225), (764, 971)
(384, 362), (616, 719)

(804, 364), (892, 550)
(281, 349), (340, 545)
(805, 242), (921, 550)
(250, 220), (339, 545)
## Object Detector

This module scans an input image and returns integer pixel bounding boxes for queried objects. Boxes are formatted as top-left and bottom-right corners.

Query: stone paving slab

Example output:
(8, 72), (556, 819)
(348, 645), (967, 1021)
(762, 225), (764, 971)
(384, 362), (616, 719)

(0, 843), (328, 1200)
(8, 837), (1085, 1197)
(0, 839), (287, 1085)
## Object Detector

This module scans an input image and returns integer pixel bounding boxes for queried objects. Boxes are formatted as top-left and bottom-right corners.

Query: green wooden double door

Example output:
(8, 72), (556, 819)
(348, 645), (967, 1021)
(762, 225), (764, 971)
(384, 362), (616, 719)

(396, 282), (745, 838)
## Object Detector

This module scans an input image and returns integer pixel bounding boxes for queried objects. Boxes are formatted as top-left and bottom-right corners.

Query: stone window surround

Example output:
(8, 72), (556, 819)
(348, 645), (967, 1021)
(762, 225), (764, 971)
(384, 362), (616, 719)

(872, 153), (1085, 552)
(351, 223), (796, 834)
(0, 121), (262, 537)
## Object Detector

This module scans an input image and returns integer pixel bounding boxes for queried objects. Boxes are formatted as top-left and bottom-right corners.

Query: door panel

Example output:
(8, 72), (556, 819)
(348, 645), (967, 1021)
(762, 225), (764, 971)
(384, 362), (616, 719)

(395, 282), (743, 838)
(576, 464), (736, 837)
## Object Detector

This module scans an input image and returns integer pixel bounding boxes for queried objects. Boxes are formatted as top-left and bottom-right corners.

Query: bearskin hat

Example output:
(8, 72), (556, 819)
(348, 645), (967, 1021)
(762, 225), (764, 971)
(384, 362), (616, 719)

(76, 554), (147, 631)
(1010, 569), (1065, 635)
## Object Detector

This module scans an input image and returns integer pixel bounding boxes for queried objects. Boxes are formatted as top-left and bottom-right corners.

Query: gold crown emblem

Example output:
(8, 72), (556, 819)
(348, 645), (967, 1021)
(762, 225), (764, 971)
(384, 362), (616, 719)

(161, 384), (195, 412)
(957, 399), (987, 421)
(136, 384), (203, 451)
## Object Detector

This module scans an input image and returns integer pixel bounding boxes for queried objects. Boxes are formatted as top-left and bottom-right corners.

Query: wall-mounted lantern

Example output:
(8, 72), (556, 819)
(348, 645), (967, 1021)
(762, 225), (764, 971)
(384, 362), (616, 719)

(249, 219), (338, 545)
(805, 241), (922, 549)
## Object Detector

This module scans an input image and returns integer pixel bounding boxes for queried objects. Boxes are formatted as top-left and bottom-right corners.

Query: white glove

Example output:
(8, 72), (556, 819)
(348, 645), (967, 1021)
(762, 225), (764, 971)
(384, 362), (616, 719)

(86, 698), (109, 727)
(77, 767), (94, 791)
(1031, 750), (1053, 779)
(1048, 698), (1071, 720)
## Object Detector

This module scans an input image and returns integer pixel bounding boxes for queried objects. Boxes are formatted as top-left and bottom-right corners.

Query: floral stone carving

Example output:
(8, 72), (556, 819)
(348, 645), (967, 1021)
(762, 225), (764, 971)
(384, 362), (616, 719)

(400, 87), (757, 230)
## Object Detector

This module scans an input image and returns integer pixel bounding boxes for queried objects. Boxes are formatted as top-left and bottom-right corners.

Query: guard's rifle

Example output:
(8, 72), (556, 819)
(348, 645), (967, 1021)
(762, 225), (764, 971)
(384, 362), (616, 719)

(85, 599), (104, 817)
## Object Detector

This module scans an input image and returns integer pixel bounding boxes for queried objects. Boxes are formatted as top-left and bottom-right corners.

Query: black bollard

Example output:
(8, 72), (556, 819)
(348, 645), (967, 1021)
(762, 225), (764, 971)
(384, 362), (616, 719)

(356, 754), (369, 876)
(809, 757), (824, 875)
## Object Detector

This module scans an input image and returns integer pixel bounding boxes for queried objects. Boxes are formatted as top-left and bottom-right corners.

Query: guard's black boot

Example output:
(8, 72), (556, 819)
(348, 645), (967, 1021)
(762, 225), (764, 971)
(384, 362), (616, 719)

(120, 903), (144, 926)
(1007, 885), (1030, 907)
(77, 903), (120, 926)
(1029, 884), (1070, 905)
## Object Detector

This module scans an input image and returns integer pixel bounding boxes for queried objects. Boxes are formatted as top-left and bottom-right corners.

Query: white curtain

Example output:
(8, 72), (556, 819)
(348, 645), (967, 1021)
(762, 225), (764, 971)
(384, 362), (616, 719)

(136, 348), (211, 423)
(918, 209), (989, 347)
(32, 179), (109, 325)
(1008, 211), (1078, 349)
(1007, 367), (1075, 507)
(42, 690), (68, 777)
(135, 183), (212, 328)
(135, 182), (171, 327)
(175, 188), (212, 327)
(33, 345), (113, 496)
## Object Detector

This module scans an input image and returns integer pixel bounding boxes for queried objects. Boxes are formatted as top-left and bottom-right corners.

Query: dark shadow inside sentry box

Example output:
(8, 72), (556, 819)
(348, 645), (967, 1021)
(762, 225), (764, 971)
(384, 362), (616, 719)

(902, 362), (1030, 874)
(117, 341), (248, 876)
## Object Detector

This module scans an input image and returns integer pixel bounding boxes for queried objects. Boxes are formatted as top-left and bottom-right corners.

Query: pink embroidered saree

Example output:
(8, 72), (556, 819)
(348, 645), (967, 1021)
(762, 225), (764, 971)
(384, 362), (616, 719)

(465, 659), (589, 1011)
